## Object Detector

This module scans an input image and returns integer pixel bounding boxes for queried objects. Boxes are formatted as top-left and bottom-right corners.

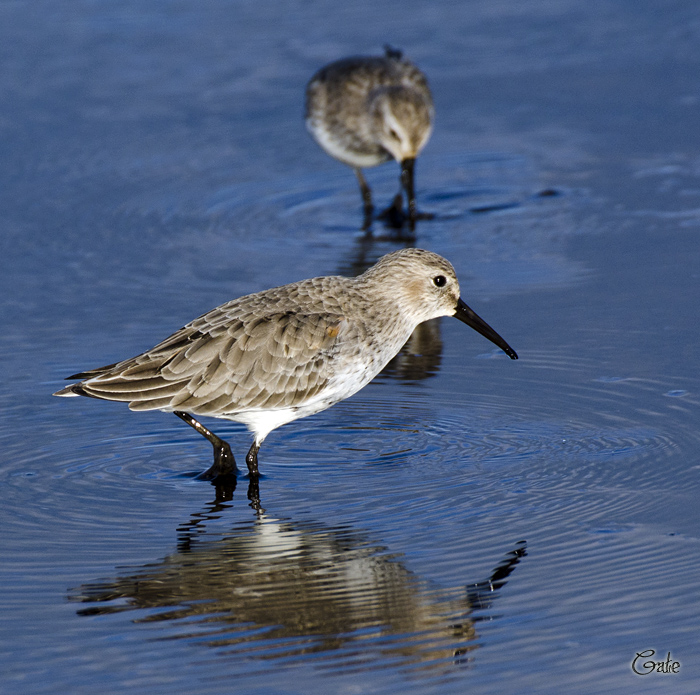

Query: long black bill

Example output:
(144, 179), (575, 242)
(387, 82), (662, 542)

(400, 157), (416, 228)
(454, 298), (518, 360)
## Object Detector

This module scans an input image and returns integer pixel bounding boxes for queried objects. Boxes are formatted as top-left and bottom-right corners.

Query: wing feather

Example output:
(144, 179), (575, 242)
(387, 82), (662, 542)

(68, 309), (353, 415)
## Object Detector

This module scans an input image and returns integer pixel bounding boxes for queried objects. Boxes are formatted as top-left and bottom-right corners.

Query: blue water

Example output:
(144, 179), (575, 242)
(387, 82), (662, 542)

(2, 1), (700, 693)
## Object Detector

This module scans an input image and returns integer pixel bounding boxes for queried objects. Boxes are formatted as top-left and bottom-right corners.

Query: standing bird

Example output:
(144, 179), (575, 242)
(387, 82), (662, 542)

(54, 249), (517, 480)
(305, 47), (434, 231)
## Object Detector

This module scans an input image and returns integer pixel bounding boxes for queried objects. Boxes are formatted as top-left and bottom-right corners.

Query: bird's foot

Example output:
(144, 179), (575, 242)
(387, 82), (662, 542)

(376, 194), (405, 228)
(197, 441), (239, 480)
(377, 194), (433, 231)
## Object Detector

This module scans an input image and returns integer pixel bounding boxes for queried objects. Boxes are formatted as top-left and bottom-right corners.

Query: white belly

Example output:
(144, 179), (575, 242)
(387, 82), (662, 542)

(306, 118), (390, 169)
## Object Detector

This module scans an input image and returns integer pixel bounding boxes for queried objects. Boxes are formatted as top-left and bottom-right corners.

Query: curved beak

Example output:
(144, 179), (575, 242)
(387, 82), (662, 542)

(400, 157), (416, 226)
(454, 298), (518, 360)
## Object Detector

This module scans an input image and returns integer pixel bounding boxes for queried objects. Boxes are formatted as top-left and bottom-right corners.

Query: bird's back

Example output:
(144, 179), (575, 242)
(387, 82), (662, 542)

(305, 54), (431, 167)
(54, 275), (410, 419)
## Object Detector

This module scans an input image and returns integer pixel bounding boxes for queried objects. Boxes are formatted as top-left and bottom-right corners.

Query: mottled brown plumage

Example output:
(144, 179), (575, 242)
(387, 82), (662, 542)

(55, 249), (517, 479)
(306, 47), (434, 229)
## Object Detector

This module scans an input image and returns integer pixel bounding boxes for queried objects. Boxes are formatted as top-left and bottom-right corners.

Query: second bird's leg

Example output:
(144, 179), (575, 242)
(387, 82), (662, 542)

(354, 168), (374, 230)
(401, 158), (435, 227)
(380, 160), (434, 231)
(401, 157), (417, 230)
(245, 442), (260, 478)
(377, 192), (407, 230)
(174, 411), (238, 479)
(380, 191), (434, 227)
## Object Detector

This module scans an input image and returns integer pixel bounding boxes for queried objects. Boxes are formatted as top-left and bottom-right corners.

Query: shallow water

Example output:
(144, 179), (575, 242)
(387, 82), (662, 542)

(2, 1), (700, 693)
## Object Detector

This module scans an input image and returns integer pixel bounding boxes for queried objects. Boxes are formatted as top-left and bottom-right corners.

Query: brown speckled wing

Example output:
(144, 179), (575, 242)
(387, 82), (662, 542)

(75, 309), (350, 416)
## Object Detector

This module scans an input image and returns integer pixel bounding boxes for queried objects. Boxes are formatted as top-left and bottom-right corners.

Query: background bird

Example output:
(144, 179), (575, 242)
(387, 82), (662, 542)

(54, 249), (517, 480)
(306, 46), (434, 231)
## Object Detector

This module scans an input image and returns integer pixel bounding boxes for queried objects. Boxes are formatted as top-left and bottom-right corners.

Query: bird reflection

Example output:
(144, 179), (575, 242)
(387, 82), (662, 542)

(70, 494), (526, 674)
(382, 318), (442, 381)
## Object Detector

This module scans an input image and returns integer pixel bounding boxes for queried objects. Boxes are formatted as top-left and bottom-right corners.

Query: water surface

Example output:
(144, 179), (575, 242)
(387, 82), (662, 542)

(1, 1), (699, 693)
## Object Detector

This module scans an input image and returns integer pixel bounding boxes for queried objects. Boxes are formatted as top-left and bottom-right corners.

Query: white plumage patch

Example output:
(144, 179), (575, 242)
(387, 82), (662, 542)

(306, 118), (388, 169)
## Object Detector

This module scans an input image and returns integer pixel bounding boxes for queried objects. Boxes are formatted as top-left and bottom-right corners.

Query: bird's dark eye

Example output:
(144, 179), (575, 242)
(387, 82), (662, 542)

(389, 129), (400, 141)
(432, 275), (447, 287)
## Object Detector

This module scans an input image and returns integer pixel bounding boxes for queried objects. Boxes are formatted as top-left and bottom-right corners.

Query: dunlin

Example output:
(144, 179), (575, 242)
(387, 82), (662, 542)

(305, 46), (434, 230)
(54, 249), (517, 479)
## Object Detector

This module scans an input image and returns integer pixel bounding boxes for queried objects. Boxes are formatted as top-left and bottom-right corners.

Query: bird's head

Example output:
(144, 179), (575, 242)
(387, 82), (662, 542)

(369, 86), (434, 163)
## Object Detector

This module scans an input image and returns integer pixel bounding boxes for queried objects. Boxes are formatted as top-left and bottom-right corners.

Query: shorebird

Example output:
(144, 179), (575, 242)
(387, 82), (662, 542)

(54, 249), (517, 479)
(305, 46), (434, 231)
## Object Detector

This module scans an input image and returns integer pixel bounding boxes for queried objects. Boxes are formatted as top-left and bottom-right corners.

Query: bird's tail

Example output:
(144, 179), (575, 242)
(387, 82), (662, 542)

(53, 362), (121, 397)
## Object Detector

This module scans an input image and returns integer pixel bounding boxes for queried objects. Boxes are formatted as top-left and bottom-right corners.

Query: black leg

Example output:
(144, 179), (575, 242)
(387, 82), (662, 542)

(377, 159), (434, 231)
(400, 157), (416, 231)
(401, 158), (438, 229)
(354, 168), (374, 230)
(245, 442), (260, 478)
(174, 411), (238, 479)
(377, 192), (407, 229)
(247, 477), (263, 514)
(378, 191), (434, 231)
